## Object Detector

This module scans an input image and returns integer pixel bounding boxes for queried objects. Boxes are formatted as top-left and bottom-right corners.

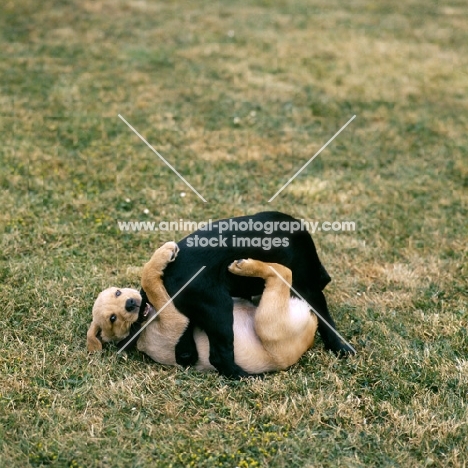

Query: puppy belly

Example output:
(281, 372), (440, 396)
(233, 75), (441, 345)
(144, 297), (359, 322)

(233, 308), (277, 373)
(192, 302), (277, 374)
(137, 324), (178, 366)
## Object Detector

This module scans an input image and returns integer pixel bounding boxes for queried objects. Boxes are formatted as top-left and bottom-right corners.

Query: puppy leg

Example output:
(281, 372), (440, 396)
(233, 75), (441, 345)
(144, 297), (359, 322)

(229, 259), (291, 339)
(181, 287), (249, 378)
(141, 241), (179, 289)
(287, 250), (354, 356)
(141, 241), (181, 311)
(174, 320), (198, 367)
(294, 281), (355, 356)
(141, 242), (192, 344)
(229, 259), (317, 369)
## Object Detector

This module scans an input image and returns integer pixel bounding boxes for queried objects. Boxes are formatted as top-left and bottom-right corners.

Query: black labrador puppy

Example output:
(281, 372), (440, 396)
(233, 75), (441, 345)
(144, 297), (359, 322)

(128, 211), (354, 378)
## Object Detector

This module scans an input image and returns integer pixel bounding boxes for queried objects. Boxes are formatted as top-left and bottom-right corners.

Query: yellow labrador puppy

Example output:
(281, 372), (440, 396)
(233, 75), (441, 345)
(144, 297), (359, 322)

(88, 242), (318, 374)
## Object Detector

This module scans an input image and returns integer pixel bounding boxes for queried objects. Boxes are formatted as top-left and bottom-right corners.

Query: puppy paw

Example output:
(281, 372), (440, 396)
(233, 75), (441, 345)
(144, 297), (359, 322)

(228, 258), (245, 272)
(158, 241), (180, 263)
(228, 258), (289, 281)
(147, 242), (180, 275)
(228, 258), (262, 277)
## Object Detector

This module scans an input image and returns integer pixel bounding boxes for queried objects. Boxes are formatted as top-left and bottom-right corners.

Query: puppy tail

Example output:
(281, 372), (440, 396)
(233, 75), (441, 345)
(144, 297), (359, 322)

(87, 321), (102, 352)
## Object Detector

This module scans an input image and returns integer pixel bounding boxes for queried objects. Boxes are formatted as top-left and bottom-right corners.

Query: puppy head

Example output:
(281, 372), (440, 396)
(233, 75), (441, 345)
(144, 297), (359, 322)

(87, 287), (142, 352)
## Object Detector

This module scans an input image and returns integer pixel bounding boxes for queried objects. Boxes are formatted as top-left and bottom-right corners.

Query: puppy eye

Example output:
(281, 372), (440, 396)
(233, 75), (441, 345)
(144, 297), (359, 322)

(110, 314), (117, 323)
(115, 290), (121, 297)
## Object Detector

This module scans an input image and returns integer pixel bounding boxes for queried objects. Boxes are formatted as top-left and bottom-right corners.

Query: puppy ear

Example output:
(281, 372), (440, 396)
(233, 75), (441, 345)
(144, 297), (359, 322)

(87, 321), (102, 352)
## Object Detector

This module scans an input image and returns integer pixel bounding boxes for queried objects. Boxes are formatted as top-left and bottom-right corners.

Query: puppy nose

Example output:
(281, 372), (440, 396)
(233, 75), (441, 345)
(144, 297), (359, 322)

(125, 298), (138, 312)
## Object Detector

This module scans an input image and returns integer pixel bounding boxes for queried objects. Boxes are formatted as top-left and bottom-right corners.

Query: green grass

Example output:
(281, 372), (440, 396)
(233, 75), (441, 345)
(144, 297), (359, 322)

(1, 0), (467, 466)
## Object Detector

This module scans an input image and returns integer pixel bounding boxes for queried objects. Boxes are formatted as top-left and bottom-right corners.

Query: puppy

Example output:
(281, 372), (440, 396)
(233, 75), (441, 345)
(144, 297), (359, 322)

(87, 243), (181, 351)
(151, 211), (353, 378)
(88, 242), (318, 374)
(87, 287), (143, 351)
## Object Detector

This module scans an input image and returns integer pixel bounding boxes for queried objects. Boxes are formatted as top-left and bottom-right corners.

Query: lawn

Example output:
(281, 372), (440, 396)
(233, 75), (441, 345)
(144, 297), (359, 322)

(1, 0), (467, 466)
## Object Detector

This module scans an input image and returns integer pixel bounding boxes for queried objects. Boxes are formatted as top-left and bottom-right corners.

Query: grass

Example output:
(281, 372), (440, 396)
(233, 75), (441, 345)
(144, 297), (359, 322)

(1, 0), (467, 466)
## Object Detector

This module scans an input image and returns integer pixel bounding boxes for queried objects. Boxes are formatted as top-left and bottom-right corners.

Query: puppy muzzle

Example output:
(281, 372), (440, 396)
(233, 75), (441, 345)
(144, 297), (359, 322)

(125, 297), (140, 312)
